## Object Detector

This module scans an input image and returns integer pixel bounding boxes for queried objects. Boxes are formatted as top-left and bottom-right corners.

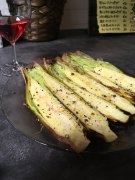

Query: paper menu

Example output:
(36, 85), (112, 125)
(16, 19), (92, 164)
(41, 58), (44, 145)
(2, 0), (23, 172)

(97, 0), (135, 33)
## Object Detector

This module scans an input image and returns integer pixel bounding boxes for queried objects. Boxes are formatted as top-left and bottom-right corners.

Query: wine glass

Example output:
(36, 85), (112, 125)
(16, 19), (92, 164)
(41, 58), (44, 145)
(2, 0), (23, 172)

(0, 0), (31, 76)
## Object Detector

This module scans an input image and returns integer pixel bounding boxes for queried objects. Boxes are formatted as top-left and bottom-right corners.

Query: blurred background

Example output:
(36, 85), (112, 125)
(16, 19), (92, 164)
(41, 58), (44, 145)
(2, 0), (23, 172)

(61, 0), (88, 30)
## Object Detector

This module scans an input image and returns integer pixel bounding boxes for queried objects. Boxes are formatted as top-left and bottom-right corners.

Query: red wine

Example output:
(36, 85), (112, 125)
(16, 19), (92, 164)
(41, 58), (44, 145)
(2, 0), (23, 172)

(0, 16), (29, 44)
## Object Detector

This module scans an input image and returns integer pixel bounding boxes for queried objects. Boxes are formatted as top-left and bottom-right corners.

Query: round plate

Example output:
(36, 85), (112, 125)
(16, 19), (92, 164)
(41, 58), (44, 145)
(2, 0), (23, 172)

(2, 71), (135, 154)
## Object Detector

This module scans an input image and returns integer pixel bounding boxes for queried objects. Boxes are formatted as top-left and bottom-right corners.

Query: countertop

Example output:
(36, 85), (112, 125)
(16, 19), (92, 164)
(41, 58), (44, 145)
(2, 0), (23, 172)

(0, 30), (135, 180)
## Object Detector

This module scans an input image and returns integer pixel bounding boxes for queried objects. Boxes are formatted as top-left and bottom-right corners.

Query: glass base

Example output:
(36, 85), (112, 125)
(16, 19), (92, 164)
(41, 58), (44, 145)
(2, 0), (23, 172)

(0, 62), (26, 77)
(0, 64), (12, 77)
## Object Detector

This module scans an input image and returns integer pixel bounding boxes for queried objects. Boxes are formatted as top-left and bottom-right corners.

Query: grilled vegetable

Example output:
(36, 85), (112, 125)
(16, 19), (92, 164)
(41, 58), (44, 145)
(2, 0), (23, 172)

(23, 68), (44, 121)
(21, 51), (135, 152)
(53, 59), (135, 115)
(22, 67), (90, 153)
(63, 51), (122, 73)
(46, 63), (129, 123)
(62, 53), (134, 103)
(28, 64), (118, 143)
(94, 66), (135, 95)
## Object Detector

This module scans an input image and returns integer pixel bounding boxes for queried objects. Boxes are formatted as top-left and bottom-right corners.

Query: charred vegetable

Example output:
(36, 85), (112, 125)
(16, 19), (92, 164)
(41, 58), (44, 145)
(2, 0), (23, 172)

(29, 64), (117, 143)
(21, 51), (135, 153)
(45, 63), (129, 123)
(63, 51), (122, 73)
(22, 67), (90, 153)
(94, 66), (135, 95)
(62, 52), (134, 103)
(54, 59), (135, 115)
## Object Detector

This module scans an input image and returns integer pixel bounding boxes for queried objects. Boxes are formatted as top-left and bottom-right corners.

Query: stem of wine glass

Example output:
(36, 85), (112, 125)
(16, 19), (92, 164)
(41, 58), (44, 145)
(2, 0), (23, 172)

(12, 42), (20, 71)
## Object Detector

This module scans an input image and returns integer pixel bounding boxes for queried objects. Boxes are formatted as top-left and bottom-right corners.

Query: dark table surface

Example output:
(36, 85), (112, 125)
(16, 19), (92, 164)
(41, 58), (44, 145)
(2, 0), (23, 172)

(0, 30), (135, 180)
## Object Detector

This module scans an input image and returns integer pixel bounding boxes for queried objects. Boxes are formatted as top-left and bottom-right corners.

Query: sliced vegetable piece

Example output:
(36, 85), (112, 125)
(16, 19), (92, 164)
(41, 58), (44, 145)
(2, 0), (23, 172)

(63, 51), (122, 73)
(54, 60), (135, 115)
(46, 64), (129, 123)
(28, 64), (118, 143)
(62, 53), (134, 103)
(94, 66), (135, 95)
(22, 68), (90, 153)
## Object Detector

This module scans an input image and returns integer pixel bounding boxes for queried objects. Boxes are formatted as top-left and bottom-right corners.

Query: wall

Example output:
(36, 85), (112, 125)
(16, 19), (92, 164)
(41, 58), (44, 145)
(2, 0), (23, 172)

(61, 0), (89, 29)
(0, 0), (10, 15)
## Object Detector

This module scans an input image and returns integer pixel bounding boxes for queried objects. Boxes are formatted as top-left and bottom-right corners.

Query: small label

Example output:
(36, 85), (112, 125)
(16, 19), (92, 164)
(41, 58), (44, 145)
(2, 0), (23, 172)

(97, 0), (135, 33)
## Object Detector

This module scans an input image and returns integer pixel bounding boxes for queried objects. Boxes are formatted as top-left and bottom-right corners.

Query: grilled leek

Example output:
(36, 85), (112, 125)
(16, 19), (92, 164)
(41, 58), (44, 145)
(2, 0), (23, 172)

(28, 65), (117, 142)
(53, 60), (135, 115)
(62, 53), (134, 103)
(63, 51), (122, 73)
(21, 51), (135, 152)
(28, 64), (118, 143)
(22, 68), (90, 153)
(94, 66), (135, 95)
(45, 64), (129, 123)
